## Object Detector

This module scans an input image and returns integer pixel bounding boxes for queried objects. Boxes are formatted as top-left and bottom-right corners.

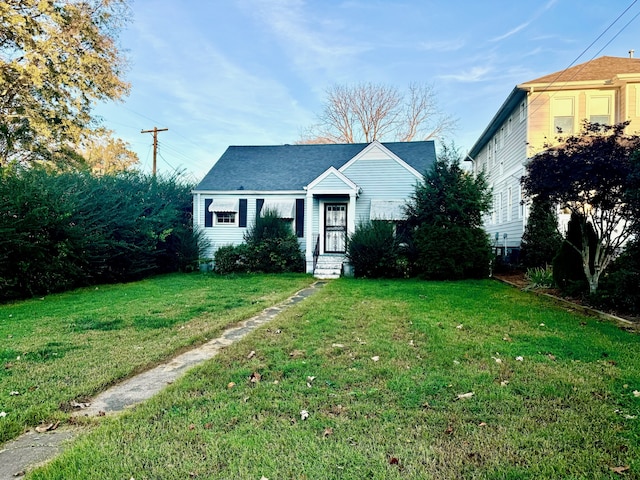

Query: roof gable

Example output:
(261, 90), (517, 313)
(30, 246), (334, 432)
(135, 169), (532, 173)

(194, 141), (435, 192)
(521, 56), (640, 86)
(339, 141), (423, 178)
(307, 166), (358, 192)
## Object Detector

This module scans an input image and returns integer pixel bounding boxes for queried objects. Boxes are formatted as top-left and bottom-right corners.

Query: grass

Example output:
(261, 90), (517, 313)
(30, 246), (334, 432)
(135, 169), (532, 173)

(20, 278), (640, 479)
(0, 272), (313, 445)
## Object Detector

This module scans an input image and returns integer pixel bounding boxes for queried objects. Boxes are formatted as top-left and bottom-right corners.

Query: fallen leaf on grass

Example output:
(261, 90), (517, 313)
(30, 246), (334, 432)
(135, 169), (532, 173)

(227, 382), (236, 389)
(249, 372), (261, 384)
(456, 324), (463, 329)
(547, 354), (556, 361)
(332, 343), (344, 348)
(456, 392), (474, 400)
(306, 376), (316, 388)
(323, 427), (333, 438)
(289, 349), (305, 358)
(69, 400), (90, 409)
(610, 465), (630, 474)
(515, 356), (524, 361)
(371, 356), (380, 362)
(633, 390), (640, 397)
(188, 424), (195, 430)
(491, 356), (502, 364)
(0, 411), (7, 417)
(389, 457), (399, 465)
(300, 410), (309, 420)
(503, 334), (512, 342)
(35, 421), (59, 433)
(247, 350), (256, 359)
(444, 425), (454, 435)
(500, 380), (509, 387)
(9, 391), (20, 396)
(478, 422), (487, 427)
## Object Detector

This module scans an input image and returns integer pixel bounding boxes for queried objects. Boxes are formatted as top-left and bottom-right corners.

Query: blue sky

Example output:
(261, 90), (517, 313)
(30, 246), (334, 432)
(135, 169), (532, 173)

(95, 0), (640, 182)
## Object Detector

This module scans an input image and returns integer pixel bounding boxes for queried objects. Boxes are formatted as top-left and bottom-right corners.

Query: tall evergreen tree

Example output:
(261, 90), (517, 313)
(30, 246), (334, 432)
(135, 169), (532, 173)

(405, 145), (492, 279)
(520, 197), (563, 268)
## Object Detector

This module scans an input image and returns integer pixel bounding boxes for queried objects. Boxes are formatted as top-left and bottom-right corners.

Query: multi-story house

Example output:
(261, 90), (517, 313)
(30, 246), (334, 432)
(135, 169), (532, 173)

(468, 55), (640, 259)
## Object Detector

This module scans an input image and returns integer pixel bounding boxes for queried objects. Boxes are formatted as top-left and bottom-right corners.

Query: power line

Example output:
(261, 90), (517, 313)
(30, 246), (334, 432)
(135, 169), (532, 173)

(523, 0), (640, 124)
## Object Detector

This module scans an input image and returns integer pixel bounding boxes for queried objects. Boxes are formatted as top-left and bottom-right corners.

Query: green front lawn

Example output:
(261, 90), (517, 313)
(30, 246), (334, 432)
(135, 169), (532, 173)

(0, 273), (313, 444)
(26, 278), (640, 479)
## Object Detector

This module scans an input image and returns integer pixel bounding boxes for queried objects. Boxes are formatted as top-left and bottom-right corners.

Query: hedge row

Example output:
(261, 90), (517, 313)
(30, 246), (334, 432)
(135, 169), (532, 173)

(0, 167), (200, 301)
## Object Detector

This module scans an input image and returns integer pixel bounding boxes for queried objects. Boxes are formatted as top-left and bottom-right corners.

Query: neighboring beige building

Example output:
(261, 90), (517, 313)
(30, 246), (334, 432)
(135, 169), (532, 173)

(468, 55), (640, 259)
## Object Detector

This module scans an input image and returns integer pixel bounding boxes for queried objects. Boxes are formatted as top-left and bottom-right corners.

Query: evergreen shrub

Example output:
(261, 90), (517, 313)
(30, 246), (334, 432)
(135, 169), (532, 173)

(346, 220), (400, 278)
(593, 240), (640, 314)
(0, 167), (199, 301)
(520, 198), (563, 269)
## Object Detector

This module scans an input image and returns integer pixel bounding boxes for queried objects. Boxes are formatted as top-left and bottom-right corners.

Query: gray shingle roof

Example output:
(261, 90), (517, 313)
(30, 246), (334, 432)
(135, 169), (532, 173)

(194, 141), (436, 192)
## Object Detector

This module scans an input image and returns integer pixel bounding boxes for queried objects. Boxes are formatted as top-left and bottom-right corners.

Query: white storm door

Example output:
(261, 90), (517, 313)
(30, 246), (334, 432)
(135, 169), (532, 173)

(324, 203), (347, 253)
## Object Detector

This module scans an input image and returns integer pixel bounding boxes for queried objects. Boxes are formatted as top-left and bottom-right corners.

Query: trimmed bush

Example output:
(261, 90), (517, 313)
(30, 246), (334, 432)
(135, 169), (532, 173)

(346, 220), (400, 278)
(212, 212), (304, 275)
(213, 244), (247, 275)
(414, 224), (491, 280)
(0, 166), (200, 301)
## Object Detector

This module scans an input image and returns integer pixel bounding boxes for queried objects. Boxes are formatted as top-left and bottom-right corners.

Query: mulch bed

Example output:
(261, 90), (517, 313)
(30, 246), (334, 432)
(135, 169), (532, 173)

(493, 271), (639, 327)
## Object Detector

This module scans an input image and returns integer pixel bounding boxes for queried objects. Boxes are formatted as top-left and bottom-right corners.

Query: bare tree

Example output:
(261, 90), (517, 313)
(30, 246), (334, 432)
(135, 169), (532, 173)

(300, 82), (456, 144)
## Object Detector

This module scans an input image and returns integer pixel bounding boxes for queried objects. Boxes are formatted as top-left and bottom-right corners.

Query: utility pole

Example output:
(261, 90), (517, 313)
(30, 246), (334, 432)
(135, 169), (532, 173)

(141, 127), (168, 176)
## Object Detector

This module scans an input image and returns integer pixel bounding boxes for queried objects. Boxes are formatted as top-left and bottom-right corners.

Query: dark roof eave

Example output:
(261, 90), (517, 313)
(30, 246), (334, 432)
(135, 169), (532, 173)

(468, 87), (526, 159)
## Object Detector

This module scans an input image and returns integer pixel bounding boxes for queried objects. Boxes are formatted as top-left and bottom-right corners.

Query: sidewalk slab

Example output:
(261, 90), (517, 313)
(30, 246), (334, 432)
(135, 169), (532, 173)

(0, 281), (325, 479)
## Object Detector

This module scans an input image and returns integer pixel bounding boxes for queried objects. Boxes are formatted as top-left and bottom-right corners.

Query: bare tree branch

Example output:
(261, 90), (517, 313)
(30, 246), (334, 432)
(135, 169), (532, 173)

(299, 82), (456, 144)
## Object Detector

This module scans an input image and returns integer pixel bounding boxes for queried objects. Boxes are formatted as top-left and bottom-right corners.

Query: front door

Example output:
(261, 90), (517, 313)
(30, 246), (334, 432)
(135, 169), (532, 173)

(324, 203), (347, 253)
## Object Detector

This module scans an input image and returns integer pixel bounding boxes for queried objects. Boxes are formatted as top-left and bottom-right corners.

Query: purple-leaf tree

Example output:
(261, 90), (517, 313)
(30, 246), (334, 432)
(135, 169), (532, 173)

(521, 121), (640, 294)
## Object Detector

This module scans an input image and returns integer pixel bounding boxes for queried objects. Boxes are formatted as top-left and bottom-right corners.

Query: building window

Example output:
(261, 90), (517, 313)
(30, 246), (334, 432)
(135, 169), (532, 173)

(589, 95), (612, 125)
(518, 185), (523, 219)
(492, 192), (502, 225)
(552, 97), (575, 134)
(500, 127), (505, 148)
(507, 116), (513, 134)
(519, 101), (526, 122)
(215, 212), (236, 224)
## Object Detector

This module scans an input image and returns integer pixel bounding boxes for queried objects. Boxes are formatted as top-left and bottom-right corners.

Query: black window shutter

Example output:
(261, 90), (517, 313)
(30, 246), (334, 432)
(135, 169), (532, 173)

(239, 199), (247, 227)
(295, 199), (304, 237)
(204, 199), (213, 227)
(256, 199), (264, 221)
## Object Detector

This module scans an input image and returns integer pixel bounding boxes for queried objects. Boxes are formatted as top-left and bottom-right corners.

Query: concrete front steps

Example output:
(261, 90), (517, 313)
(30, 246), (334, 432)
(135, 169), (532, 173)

(313, 254), (345, 279)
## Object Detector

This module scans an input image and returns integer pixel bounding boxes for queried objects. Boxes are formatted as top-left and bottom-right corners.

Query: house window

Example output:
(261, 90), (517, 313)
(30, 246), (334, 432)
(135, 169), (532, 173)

(487, 145), (493, 169)
(499, 127), (505, 148)
(589, 95), (612, 125)
(519, 101), (526, 122)
(552, 97), (575, 134)
(209, 198), (239, 226)
(215, 212), (236, 224)
(507, 116), (513, 134)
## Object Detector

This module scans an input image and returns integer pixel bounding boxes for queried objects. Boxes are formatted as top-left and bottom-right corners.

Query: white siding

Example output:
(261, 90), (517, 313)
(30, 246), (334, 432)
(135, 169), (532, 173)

(480, 107), (528, 249)
(197, 194), (306, 260)
(342, 158), (420, 226)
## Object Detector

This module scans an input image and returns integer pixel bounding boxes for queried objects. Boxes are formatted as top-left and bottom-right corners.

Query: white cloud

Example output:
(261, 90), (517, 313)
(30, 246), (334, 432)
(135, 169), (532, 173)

(439, 66), (492, 83)
(418, 39), (466, 52)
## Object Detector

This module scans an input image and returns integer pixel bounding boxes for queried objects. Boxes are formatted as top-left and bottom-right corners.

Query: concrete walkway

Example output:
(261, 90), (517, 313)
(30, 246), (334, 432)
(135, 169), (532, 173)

(0, 281), (325, 479)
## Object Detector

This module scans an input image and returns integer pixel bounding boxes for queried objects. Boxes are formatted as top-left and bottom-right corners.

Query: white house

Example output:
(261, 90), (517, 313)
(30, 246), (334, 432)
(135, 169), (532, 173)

(468, 55), (640, 260)
(192, 141), (436, 277)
